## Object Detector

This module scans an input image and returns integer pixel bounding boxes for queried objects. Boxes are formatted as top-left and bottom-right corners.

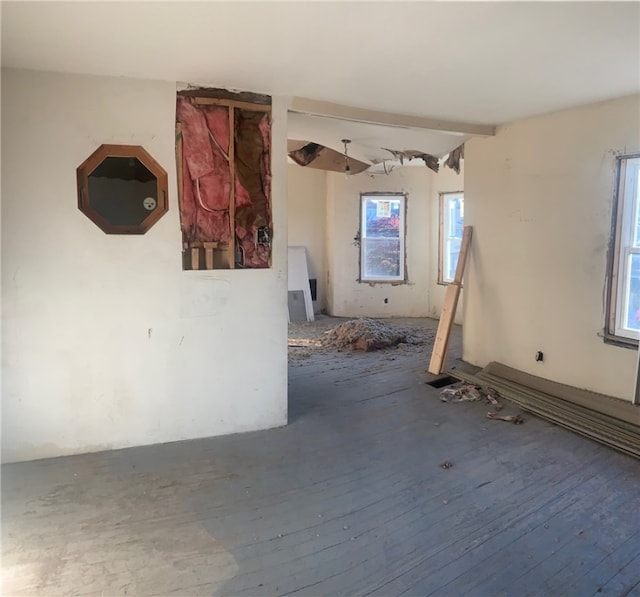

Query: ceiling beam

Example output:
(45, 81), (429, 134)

(290, 97), (495, 137)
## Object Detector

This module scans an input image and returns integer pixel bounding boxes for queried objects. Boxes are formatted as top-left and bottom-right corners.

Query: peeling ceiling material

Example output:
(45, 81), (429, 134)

(444, 144), (465, 175)
(287, 112), (470, 167)
(288, 142), (323, 167)
(287, 140), (370, 175)
(383, 148), (441, 173)
(288, 138), (466, 176)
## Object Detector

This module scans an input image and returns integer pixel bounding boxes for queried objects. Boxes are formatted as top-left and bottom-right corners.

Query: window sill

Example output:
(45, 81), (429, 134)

(603, 333), (639, 350)
(358, 279), (407, 286)
(437, 280), (464, 287)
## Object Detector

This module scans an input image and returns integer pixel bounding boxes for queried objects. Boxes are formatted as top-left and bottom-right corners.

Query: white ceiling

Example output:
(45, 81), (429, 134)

(2, 1), (639, 127)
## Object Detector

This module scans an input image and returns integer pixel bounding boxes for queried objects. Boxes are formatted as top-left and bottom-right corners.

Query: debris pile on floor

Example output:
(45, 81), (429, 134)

(440, 382), (525, 424)
(440, 383), (503, 410)
(320, 318), (432, 352)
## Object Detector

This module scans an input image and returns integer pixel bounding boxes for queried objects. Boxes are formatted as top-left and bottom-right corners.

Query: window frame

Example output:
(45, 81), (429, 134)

(605, 154), (640, 347)
(76, 144), (169, 235)
(358, 192), (407, 283)
(438, 191), (465, 285)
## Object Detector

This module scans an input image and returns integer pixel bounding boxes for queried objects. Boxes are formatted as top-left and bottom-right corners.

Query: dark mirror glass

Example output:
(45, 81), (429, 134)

(88, 157), (158, 227)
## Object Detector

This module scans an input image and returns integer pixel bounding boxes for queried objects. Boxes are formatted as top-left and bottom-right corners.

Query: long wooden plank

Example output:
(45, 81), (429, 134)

(193, 96), (271, 112)
(428, 283), (461, 374)
(428, 225), (473, 374)
(453, 225), (473, 284)
(483, 361), (640, 425)
(451, 368), (640, 459)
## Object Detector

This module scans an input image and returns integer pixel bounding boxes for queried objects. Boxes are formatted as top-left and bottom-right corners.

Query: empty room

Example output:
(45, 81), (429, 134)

(2, 2), (640, 595)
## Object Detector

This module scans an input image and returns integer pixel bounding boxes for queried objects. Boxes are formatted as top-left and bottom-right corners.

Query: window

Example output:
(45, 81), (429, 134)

(77, 144), (168, 234)
(359, 193), (406, 282)
(439, 192), (464, 284)
(607, 155), (640, 343)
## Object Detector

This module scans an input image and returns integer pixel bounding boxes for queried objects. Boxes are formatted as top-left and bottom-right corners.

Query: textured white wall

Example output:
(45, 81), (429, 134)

(289, 163), (465, 320)
(287, 165), (327, 312)
(1, 68), (289, 462)
(463, 94), (640, 401)
(326, 167), (434, 318)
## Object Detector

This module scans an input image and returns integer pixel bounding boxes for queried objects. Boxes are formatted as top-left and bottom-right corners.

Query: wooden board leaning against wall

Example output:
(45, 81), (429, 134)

(428, 226), (473, 375)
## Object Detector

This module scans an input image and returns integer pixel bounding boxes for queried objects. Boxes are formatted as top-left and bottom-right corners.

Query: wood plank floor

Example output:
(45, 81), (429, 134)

(3, 317), (640, 596)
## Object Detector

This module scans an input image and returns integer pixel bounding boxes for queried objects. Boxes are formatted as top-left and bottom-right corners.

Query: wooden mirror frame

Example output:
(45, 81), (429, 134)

(77, 144), (169, 234)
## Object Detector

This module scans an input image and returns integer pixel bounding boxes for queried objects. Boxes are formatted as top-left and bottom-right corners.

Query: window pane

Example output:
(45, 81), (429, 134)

(364, 199), (401, 239)
(633, 168), (640, 247)
(447, 237), (461, 281)
(363, 238), (401, 278)
(449, 197), (464, 237)
(624, 253), (640, 331)
(441, 193), (464, 283)
(610, 157), (640, 339)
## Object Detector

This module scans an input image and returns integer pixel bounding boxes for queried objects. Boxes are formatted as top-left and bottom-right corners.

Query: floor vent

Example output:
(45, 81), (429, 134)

(427, 375), (458, 388)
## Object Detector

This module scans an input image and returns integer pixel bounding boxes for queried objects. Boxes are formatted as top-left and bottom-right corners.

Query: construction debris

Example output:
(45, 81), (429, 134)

(444, 143), (465, 174)
(320, 318), (432, 352)
(485, 387), (502, 410)
(452, 362), (640, 459)
(382, 148), (441, 173)
(288, 142), (324, 166)
(486, 412), (524, 424)
(441, 384), (482, 402)
(440, 383), (503, 410)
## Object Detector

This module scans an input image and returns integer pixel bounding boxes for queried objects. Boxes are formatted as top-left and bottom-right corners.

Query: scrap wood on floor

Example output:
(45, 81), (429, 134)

(451, 362), (640, 459)
(487, 412), (524, 424)
(440, 383), (504, 411)
(440, 382), (526, 424)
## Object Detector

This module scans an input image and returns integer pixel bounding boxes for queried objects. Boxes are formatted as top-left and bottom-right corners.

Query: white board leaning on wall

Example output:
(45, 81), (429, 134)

(287, 246), (315, 322)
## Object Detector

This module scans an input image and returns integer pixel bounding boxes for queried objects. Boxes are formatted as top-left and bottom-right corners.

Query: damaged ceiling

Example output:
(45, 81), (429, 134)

(286, 111), (469, 175)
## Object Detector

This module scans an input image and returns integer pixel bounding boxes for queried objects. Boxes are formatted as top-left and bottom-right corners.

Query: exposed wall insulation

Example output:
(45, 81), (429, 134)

(176, 92), (272, 269)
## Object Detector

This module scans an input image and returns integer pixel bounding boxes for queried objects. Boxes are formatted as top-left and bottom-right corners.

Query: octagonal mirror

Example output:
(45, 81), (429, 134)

(77, 144), (168, 234)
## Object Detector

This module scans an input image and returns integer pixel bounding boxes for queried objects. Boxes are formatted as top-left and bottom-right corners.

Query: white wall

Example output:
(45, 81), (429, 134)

(287, 165), (327, 312)
(319, 164), (465, 320)
(326, 167), (431, 317)
(464, 94), (640, 401)
(1, 68), (289, 463)
(324, 167), (438, 318)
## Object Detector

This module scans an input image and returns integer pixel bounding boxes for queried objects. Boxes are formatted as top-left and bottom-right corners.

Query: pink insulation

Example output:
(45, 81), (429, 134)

(177, 97), (232, 242)
(177, 96), (272, 267)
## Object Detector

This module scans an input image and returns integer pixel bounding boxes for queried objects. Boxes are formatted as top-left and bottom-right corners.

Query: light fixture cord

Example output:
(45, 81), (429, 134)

(342, 139), (351, 176)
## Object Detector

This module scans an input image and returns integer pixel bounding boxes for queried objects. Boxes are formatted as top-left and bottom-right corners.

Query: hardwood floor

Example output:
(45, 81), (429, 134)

(3, 318), (639, 596)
